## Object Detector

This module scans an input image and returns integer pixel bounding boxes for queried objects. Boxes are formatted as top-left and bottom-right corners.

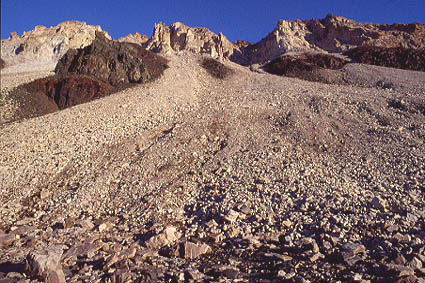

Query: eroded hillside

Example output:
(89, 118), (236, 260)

(0, 16), (424, 283)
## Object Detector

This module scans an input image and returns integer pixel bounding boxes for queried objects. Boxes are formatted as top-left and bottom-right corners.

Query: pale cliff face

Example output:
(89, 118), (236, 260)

(1, 21), (111, 68)
(2, 15), (424, 69)
(144, 22), (240, 60)
(241, 15), (425, 65)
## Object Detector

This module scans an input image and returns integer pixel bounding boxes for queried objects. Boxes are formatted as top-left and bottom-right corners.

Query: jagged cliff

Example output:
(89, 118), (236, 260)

(143, 22), (245, 63)
(242, 14), (425, 64)
(138, 15), (425, 65)
(1, 21), (111, 68)
(1, 15), (424, 68)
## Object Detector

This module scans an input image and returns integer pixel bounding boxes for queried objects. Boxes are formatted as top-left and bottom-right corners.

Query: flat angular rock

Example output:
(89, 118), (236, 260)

(145, 226), (181, 249)
(25, 245), (65, 283)
(386, 264), (415, 277)
(183, 241), (211, 259)
(0, 233), (15, 248)
(342, 242), (366, 255)
(370, 196), (387, 211)
(223, 209), (239, 223)
(62, 243), (102, 261)
(185, 269), (205, 280)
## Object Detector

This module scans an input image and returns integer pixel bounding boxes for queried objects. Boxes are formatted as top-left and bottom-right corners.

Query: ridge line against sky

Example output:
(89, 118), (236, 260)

(2, 0), (425, 42)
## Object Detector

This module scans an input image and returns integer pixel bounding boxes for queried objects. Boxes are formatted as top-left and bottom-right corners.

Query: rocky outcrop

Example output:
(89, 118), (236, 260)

(55, 32), (168, 86)
(1, 21), (111, 68)
(3, 16), (424, 69)
(118, 32), (149, 45)
(344, 46), (425, 71)
(22, 75), (111, 110)
(141, 15), (424, 66)
(144, 22), (245, 63)
(241, 14), (425, 65)
(9, 33), (168, 121)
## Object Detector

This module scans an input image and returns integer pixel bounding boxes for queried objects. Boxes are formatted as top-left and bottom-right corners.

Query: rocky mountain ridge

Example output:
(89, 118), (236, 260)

(1, 21), (111, 69)
(2, 15), (424, 69)
(241, 14), (425, 65)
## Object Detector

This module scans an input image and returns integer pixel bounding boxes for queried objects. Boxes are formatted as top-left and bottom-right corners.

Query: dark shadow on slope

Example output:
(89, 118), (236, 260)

(264, 52), (349, 84)
(344, 46), (425, 72)
(201, 58), (234, 79)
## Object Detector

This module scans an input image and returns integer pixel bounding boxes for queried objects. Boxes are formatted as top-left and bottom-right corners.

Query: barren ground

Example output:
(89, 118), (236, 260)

(0, 54), (424, 282)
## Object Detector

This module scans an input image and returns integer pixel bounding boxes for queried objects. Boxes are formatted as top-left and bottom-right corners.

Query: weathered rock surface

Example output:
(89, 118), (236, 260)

(145, 226), (181, 249)
(144, 22), (245, 62)
(182, 241), (212, 259)
(241, 14), (425, 64)
(55, 32), (168, 87)
(0, 232), (15, 248)
(25, 245), (65, 283)
(2, 15), (424, 70)
(1, 21), (111, 68)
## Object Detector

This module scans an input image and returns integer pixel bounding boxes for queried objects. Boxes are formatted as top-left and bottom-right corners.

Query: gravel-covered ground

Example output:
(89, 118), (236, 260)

(0, 54), (424, 282)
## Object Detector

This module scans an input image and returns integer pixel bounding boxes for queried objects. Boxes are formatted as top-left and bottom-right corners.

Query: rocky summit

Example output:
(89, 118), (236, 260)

(0, 15), (425, 283)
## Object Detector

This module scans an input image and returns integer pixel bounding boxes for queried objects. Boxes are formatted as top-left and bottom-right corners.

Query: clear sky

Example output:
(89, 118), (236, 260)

(1, 0), (424, 43)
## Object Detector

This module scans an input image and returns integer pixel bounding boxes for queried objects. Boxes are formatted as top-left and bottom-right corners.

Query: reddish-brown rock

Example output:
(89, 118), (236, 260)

(0, 58), (5, 69)
(23, 74), (111, 110)
(55, 32), (168, 87)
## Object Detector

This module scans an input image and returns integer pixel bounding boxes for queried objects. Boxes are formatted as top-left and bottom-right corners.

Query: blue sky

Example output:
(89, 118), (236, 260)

(1, 0), (424, 42)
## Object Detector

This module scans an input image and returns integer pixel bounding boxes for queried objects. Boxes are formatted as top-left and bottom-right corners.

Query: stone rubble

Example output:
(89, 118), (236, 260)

(0, 31), (424, 282)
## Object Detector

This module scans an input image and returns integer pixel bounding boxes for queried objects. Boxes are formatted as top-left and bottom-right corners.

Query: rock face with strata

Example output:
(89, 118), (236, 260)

(1, 21), (111, 68)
